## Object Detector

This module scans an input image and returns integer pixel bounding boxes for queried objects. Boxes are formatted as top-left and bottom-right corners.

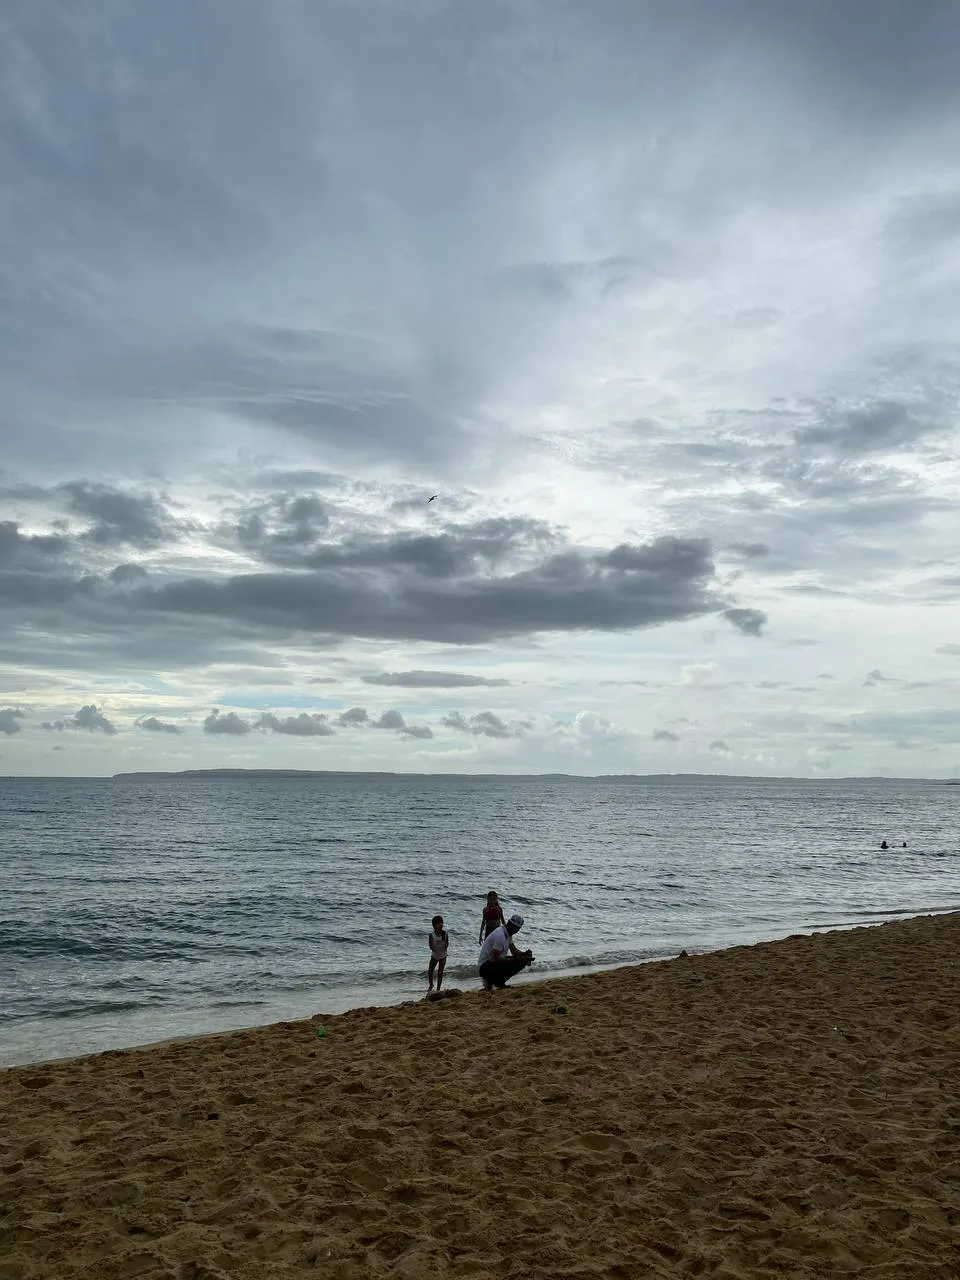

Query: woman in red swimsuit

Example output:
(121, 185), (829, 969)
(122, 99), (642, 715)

(478, 890), (505, 945)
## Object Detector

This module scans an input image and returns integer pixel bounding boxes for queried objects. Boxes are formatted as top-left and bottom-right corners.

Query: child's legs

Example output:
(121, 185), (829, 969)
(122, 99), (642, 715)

(428, 956), (438, 988)
(436, 957), (446, 989)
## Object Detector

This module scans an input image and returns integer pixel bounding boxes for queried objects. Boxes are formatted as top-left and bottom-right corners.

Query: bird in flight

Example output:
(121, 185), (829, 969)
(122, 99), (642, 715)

(427, 494), (438, 503)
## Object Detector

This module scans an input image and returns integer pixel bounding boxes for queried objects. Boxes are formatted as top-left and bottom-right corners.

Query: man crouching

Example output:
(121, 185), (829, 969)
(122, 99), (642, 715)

(478, 912), (534, 990)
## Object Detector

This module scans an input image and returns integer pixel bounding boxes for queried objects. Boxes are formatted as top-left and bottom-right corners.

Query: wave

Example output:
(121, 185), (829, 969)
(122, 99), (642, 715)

(0, 997), (169, 1024)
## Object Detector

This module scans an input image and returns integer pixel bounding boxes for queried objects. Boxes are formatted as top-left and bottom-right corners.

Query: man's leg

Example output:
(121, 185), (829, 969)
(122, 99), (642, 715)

(486, 957), (529, 988)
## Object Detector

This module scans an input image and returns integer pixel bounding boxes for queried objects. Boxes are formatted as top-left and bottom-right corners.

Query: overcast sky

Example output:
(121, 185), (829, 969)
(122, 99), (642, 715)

(3, 0), (960, 778)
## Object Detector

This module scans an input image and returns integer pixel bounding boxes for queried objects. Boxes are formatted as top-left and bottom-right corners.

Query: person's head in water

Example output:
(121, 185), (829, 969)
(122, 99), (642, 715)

(506, 913), (524, 935)
(880, 840), (888, 849)
(486, 890), (499, 908)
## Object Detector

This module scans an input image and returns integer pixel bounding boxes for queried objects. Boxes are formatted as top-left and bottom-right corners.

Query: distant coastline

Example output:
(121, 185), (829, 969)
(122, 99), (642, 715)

(105, 768), (956, 783)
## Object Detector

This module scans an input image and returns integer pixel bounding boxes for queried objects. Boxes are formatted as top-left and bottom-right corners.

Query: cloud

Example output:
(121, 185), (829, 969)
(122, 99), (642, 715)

(370, 709), (433, 739)
(203, 710), (252, 736)
(59, 482), (182, 548)
(653, 728), (680, 742)
(727, 542), (771, 559)
(863, 668), (897, 687)
(41, 704), (117, 734)
(441, 710), (517, 739)
(2, 496), (763, 669)
(256, 712), (334, 736)
(4, 2), (960, 778)
(0, 708), (26, 735)
(136, 716), (183, 735)
(709, 740), (732, 755)
(361, 670), (509, 688)
(574, 711), (615, 739)
(0, 521), (70, 568)
(792, 400), (924, 454)
(400, 722), (434, 740)
(327, 704), (431, 737)
(130, 533), (742, 646)
(723, 607), (767, 636)
(225, 492), (331, 565)
(337, 707), (369, 727)
(372, 709), (405, 731)
(936, 644), (960, 656)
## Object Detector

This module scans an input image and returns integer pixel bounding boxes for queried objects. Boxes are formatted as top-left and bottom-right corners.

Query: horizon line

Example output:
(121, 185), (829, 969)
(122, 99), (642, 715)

(1, 768), (958, 784)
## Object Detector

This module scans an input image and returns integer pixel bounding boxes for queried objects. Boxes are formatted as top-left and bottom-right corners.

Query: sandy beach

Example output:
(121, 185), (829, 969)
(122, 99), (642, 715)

(2, 913), (959, 1279)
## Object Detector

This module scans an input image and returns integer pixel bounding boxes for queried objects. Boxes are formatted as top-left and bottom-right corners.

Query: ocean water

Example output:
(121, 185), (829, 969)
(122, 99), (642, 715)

(1, 774), (958, 1068)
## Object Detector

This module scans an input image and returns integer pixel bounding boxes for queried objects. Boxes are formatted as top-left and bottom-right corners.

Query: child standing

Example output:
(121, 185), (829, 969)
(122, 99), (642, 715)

(428, 915), (449, 992)
(478, 890), (505, 945)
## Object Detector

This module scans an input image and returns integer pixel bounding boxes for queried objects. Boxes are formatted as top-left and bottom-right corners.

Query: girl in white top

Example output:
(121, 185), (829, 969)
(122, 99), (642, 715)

(427, 914), (449, 992)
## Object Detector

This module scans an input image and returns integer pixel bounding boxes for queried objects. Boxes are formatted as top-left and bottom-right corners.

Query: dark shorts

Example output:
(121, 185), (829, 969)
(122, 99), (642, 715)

(478, 957), (528, 988)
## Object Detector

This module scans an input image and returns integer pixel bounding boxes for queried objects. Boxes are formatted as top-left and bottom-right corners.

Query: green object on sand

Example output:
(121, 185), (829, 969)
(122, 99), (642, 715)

(554, 1004), (568, 1015)
(314, 1026), (327, 1038)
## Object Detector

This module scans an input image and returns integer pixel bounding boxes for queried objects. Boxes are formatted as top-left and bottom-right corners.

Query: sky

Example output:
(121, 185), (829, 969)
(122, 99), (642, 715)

(3, 0), (960, 778)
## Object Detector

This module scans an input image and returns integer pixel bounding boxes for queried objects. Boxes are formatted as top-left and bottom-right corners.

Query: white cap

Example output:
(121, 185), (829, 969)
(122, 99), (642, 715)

(508, 913), (524, 930)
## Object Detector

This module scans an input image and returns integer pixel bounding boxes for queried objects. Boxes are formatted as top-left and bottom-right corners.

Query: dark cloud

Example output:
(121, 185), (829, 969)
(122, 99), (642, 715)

(361, 670), (509, 688)
(401, 723), (435, 741)
(370, 709), (433, 739)
(723, 607), (767, 636)
(936, 644), (960, 656)
(0, 494), (770, 675)
(653, 728), (680, 742)
(256, 712), (334, 737)
(441, 710), (516, 739)
(336, 707), (369, 727)
(136, 716), (183, 735)
(236, 516), (559, 577)
(372, 710), (405, 731)
(0, 708), (27, 735)
(203, 710), (251, 736)
(709, 740), (732, 754)
(227, 492), (331, 565)
(727, 542), (771, 559)
(792, 400), (922, 454)
(0, 522), (70, 568)
(110, 564), (150, 586)
(59, 482), (181, 548)
(41, 705), (117, 734)
(132, 533), (734, 645)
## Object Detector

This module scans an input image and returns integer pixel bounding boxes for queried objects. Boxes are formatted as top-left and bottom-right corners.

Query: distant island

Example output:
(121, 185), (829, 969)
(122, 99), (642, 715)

(110, 769), (950, 783)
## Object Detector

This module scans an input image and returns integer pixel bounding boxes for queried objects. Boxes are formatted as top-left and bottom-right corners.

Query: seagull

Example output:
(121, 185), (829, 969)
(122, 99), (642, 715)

(427, 494), (438, 503)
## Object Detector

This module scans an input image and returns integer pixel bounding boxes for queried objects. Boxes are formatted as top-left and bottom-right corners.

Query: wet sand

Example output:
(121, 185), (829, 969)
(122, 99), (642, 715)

(2, 912), (959, 1278)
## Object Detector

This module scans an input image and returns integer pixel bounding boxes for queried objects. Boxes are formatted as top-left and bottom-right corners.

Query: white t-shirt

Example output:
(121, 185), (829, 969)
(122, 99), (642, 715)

(428, 929), (449, 959)
(478, 924), (514, 966)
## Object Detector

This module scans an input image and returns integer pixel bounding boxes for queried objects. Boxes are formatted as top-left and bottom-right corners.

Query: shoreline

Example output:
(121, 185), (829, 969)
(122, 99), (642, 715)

(6, 907), (959, 1073)
(3, 911), (959, 1277)
(2, 952), (685, 1073)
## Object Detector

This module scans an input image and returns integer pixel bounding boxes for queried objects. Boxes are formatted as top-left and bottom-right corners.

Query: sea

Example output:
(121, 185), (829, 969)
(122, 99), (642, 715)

(2, 773), (958, 1069)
